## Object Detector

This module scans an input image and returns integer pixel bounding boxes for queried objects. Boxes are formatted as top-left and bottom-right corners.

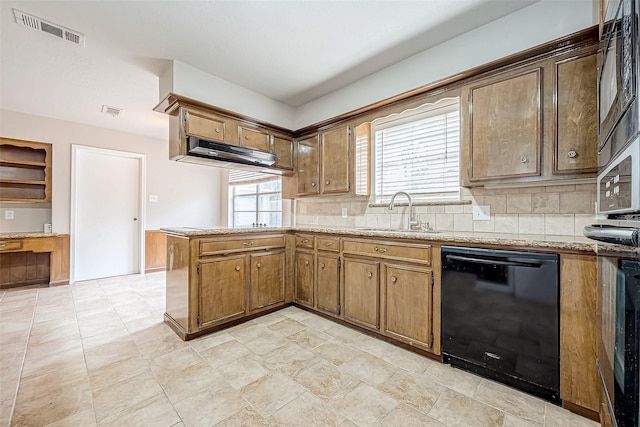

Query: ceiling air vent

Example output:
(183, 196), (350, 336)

(101, 105), (123, 117)
(13, 9), (85, 46)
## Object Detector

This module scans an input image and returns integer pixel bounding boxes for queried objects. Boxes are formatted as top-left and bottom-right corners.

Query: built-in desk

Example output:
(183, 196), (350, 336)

(0, 233), (70, 288)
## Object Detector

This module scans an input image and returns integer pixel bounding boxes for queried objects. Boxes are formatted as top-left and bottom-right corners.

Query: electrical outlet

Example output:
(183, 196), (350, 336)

(149, 194), (158, 203)
(472, 205), (491, 221)
(44, 223), (52, 233)
(4, 210), (14, 220)
(341, 207), (348, 218)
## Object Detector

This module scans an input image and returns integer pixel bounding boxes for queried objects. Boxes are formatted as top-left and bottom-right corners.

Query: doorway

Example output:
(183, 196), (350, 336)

(71, 146), (145, 282)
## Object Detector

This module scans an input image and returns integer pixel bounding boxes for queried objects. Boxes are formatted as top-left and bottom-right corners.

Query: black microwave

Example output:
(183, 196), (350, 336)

(598, 0), (640, 169)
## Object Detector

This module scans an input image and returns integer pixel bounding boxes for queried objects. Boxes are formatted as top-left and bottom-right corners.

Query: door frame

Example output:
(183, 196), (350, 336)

(70, 145), (146, 283)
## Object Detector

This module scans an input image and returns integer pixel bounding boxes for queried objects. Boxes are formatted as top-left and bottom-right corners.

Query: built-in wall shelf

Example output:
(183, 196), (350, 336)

(0, 138), (52, 203)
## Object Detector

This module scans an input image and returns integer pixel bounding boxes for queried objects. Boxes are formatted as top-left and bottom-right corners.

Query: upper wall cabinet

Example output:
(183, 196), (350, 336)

(320, 126), (350, 194)
(272, 136), (294, 171)
(461, 43), (598, 187)
(296, 135), (320, 196)
(0, 138), (52, 203)
(238, 126), (270, 152)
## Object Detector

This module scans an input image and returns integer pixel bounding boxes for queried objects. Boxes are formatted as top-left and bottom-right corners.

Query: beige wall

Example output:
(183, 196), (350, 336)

(0, 109), (225, 233)
(295, 184), (597, 236)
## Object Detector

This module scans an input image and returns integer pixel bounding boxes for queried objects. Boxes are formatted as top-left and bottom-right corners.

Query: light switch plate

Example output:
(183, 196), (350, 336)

(472, 205), (491, 221)
(4, 210), (14, 220)
(149, 194), (158, 203)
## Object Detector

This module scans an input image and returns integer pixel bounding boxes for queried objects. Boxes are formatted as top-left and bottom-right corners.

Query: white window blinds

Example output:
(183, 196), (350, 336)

(374, 99), (460, 200)
(228, 169), (279, 185)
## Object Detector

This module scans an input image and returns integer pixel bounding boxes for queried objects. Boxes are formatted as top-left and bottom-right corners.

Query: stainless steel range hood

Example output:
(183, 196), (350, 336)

(184, 136), (276, 167)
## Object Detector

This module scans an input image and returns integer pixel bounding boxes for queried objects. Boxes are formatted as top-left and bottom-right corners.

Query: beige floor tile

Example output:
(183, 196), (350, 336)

(21, 346), (87, 379)
(267, 318), (308, 336)
(87, 354), (149, 391)
(217, 353), (269, 389)
(137, 333), (188, 360)
(340, 352), (398, 386)
(295, 359), (359, 400)
(80, 327), (131, 351)
(425, 362), (482, 397)
(262, 342), (320, 376)
(278, 306), (313, 321)
(188, 330), (234, 352)
(300, 314), (337, 332)
(285, 328), (331, 350)
(213, 406), (269, 426)
(242, 332), (289, 356)
(24, 334), (82, 360)
(250, 311), (287, 327)
(503, 413), (542, 426)
(200, 339), (252, 369)
(378, 370), (446, 414)
(0, 398), (14, 427)
(428, 388), (504, 427)
(241, 371), (307, 418)
(474, 379), (546, 424)
(129, 322), (177, 345)
(174, 386), (247, 427)
(312, 340), (363, 366)
(267, 391), (344, 426)
(381, 345), (435, 374)
(544, 403), (600, 426)
(98, 393), (181, 427)
(228, 324), (276, 344)
(149, 346), (206, 375)
(91, 370), (164, 422)
(84, 339), (141, 371)
(349, 333), (398, 358)
(157, 361), (222, 403)
(337, 420), (359, 427)
(329, 382), (397, 426)
(44, 409), (97, 427)
(382, 403), (446, 426)
(323, 324), (366, 344)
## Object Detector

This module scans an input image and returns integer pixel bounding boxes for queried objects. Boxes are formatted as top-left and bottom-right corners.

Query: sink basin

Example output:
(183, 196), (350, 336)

(355, 227), (441, 234)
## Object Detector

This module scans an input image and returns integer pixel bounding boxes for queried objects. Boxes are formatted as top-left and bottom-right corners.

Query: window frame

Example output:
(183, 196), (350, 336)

(371, 97), (461, 203)
(229, 179), (282, 227)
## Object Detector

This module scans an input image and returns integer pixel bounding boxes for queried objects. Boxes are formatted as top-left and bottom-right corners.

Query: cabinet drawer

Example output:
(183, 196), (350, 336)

(184, 109), (226, 142)
(199, 235), (285, 256)
(239, 127), (270, 152)
(343, 239), (431, 265)
(0, 240), (23, 251)
(295, 235), (315, 249)
(316, 236), (340, 252)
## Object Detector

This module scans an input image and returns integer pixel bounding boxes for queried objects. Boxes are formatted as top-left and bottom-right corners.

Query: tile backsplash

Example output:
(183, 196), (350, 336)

(294, 183), (598, 236)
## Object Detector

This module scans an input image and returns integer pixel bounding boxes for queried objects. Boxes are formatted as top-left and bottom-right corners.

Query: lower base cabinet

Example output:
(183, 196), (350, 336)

(383, 263), (434, 351)
(316, 253), (340, 315)
(198, 255), (246, 328)
(295, 251), (314, 307)
(343, 258), (380, 331)
(250, 250), (285, 311)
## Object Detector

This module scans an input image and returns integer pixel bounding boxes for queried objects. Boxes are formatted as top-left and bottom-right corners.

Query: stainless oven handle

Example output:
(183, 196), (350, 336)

(445, 254), (543, 268)
(584, 225), (639, 246)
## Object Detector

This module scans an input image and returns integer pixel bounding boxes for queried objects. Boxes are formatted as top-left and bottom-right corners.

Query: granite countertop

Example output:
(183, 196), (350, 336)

(161, 226), (600, 253)
(0, 232), (58, 239)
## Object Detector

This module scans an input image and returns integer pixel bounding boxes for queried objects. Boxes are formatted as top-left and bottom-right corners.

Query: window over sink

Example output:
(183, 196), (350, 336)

(373, 97), (460, 202)
(228, 170), (282, 227)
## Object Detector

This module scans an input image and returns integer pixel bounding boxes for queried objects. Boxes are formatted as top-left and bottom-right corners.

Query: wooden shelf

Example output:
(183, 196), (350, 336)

(0, 138), (52, 203)
(0, 179), (47, 185)
(0, 159), (47, 168)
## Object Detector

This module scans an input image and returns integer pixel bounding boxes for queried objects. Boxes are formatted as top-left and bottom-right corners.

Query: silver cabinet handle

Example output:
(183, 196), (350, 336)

(567, 150), (577, 158)
(245, 135), (250, 140)
(256, 262), (261, 268)
(320, 263), (325, 269)
(215, 128), (220, 133)
(302, 239), (309, 243)
(243, 241), (254, 246)
(305, 260), (309, 266)
(520, 156), (528, 163)
(367, 271), (373, 278)
(391, 276), (397, 283)
(378, 248), (387, 253)
(325, 180), (330, 185)
(323, 242), (333, 247)
(311, 182), (316, 187)
(235, 265), (241, 271)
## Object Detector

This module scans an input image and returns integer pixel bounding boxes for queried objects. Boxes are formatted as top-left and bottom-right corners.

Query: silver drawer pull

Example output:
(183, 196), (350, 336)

(520, 156), (528, 163)
(245, 135), (250, 140)
(391, 276), (397, 283)
(320, 263), (325, 269)
(323, 242), (333, 247)
(235, 265), (241, 271)
(256, 262), (261, 269)
(367, 271), (373, 278)
(378, 248), (387, 253)
(305, 260), (309, 266)
(243, 241), (254, 246)
(215, 128), (220, 133)
(310, 182), (316, 187)
(325, 180), (330, 185)
(302, 239), (309, 243)
(567, 150), (577, 158)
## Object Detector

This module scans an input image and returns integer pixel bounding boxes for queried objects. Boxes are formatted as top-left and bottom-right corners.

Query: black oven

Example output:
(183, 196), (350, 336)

(597, 248), (640, 427)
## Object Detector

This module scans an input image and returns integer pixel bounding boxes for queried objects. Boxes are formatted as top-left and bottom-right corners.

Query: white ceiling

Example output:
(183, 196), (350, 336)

(0, 0), (537, 140)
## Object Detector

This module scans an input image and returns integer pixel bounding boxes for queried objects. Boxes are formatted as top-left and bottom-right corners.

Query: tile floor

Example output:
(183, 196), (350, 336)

(0, 272), (599, 427)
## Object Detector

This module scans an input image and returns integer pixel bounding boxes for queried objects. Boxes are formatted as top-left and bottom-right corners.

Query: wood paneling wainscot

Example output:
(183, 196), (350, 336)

(145, 230), (167, 273)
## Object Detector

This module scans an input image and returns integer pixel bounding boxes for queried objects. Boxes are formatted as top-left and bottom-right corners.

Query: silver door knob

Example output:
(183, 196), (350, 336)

(567, 150), (577, 158)
(325, 180), (330, 185)
(320, 263), (325, 269)
(391, 276), (397, 283)
(133, 218), (138, 221)
(256, 262), (261, 268)
(235, 265), (241, 271)
(305, 260), (309, 266)
(311, 182), (316, 187)
(367, 272), (373, 278)
(520, 156), (528, 163)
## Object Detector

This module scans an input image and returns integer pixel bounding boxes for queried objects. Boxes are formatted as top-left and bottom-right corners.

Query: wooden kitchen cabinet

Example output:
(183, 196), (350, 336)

(296, 136), (320, 196)
(383, 263), (434, 351)
(316, 253), (340, 316)
(0, 138), (52, 203)
(239, 126), (271, 152)
(198, 255), (246, 328)
(294, 251), (314, 307)
(320, 126), (350, 194)
(272, 136), (294, 170)
(249, 250), (286, 311)
(468, 68), (542, 181)
(343, 257), (380, 331)
(183, 106), (228, 144)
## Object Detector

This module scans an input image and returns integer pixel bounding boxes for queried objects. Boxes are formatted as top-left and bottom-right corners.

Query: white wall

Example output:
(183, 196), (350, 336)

(0, 109), (225, 233)
(294, 0), (598, 129)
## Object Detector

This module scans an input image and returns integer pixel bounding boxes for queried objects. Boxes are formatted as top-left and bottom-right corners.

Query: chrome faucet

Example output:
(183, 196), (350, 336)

(388, 191), (419, 230)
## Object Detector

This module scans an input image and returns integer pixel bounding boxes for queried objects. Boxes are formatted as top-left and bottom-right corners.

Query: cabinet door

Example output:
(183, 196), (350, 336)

(469, 69), (542, 181)
(249, 250), (285, 311)
(554, 52), (598, 174)
(343, 258), (380, 330)
(295, 251), (314, 307)
(321, 126), (350, 194)
(297, 136), (320, 196)
(316, 254), (340, 316)
(239, 127), (271, 152)
(184, 108), (226, 143)
(383, 263), (433, 350)
(199, 255), (246, 328)
(273, 136), (294, 170)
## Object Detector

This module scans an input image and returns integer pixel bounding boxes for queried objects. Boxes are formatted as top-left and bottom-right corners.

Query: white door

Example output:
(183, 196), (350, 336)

(73, 147), (144, 282)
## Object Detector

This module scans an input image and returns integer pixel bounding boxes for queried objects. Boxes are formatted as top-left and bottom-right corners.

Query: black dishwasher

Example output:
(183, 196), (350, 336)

(441, 246), (560, 403)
